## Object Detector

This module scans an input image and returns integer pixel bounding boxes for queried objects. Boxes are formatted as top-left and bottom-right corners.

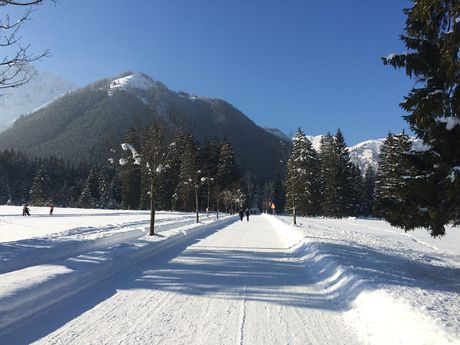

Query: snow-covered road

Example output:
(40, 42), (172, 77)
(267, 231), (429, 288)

(2, 215), (360, 345)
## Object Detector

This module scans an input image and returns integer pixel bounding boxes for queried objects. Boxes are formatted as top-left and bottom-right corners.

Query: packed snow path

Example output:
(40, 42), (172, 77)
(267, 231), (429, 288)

(3, 215), (360, 345)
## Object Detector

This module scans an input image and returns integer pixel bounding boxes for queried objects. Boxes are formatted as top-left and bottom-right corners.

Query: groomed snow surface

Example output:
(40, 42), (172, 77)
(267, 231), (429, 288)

(0, 206), (459, 344)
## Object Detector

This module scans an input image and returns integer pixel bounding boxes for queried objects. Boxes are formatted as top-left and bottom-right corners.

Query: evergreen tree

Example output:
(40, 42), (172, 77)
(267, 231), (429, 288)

(374, 132), (419, 226)
(286, 128), (320, 217)
(334, 129), (355, 217)
(361, 166), (376, 217)
(98, 169), (111, 208)
(349, 163), (363, 216)
(383, 0), (460, 235)
(216, 141), (241, 192)
(319, 132), (339, 216)
(29, 165), (50, 206)
(79, 169), (99, 208)
(176, 134), (199, 211)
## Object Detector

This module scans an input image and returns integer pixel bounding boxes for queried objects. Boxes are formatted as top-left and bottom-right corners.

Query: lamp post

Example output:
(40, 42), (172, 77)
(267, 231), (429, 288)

(194, 170), (201, 223)
(200, 176), (214, 217)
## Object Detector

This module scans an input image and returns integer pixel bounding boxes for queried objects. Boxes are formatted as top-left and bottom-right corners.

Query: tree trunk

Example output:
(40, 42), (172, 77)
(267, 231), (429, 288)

(195, 185), (199, 223)
(149, 178), (155, 236)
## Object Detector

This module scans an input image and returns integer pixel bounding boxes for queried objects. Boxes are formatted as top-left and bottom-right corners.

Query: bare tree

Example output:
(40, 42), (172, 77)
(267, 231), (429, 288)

(0, 0), (51, 89)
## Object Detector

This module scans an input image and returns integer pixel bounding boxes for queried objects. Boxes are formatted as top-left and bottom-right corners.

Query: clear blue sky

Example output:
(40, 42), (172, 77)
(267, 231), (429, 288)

(23, 0), (412, 145)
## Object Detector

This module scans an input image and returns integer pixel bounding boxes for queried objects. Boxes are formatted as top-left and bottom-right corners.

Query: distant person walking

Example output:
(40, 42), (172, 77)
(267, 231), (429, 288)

(48, 203), (54, 215)
(239, 209), (244, 221)
(245, 208), (250, 221)
(22, 204), (30, 216)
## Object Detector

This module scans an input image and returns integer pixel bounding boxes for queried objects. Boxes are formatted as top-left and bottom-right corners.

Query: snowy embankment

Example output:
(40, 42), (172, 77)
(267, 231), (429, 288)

(0, 206), (234, 333)
(269, 215), (460, 345)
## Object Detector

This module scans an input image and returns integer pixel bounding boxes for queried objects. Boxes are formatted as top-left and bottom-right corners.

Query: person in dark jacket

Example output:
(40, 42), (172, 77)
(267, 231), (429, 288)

(245, 208), (250, 221)
(22, 204), (30, 216)
(239, 209), (244, 221)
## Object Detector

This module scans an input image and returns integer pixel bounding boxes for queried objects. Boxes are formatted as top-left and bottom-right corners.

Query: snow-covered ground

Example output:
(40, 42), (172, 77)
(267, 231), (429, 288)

(0, 207), (459, 344)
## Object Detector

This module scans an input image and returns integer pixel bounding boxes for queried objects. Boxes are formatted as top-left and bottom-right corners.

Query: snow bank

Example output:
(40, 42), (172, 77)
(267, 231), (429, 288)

(0, 214), (235, 333)
(267, 214), (460, 345)
(345, 290), (460, 345)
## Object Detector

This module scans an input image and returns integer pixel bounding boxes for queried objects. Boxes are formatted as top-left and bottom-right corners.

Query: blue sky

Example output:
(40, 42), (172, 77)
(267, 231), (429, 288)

(23, 0), (412, 145)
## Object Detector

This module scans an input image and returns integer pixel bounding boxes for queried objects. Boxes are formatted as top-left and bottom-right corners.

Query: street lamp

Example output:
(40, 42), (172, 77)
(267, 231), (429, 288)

(194, 170), (201, 223)
(200, 176), (214, 217)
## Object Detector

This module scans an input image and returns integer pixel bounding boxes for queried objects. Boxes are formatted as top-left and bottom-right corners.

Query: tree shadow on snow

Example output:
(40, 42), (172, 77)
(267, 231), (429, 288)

(2, 223), (460, 344)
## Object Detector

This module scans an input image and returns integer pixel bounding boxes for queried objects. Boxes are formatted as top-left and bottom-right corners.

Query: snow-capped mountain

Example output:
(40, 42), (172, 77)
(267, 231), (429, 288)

(348, 139), (385, 171)
(0, 71), (290, 180)
(348, 137), (427, 172)
(0, 65), (76, 131)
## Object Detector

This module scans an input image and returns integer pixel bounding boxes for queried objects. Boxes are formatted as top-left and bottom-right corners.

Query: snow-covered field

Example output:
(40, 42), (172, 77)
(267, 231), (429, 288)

(0, 206), (459, 344)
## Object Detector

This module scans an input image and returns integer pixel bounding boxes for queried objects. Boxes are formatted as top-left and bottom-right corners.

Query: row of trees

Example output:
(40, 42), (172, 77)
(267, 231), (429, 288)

(0, 124), (247, 219)
(284, 128), (375, 222)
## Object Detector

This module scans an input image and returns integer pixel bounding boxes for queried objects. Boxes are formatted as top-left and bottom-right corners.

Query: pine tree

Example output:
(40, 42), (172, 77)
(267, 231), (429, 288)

(319, 133), (339, 216)
(216, 141), (241, 191)
(374, 132), (419, 226)
(383, 0), (460, 235)
(333, 129), (355, 217)
(361, 166), (376, 217)
(79, 169), (99, 208)
(98, 169), (111, 208)
(30, 165), (50, 206)
(349, 163), (363, 216)
(176, 134), (199, 212)
(286, 128), (320, 218)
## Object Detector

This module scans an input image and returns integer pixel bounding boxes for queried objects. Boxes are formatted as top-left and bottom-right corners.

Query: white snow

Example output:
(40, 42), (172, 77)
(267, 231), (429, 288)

(0, 207), (459, 344)
(437, 116), (460, 130)
(306, 134), (324, 151)
(107, 73), (154, 95)
(386, 53), (396, 61)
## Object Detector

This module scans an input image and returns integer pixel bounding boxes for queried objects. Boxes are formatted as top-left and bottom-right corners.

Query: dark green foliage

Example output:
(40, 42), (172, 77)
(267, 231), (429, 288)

(361, 166), (377, 216)
(272, 174), (286, 213)
(286, 128), (320, 216)
(319, 133), (339, 216)
(0, 150), (95, 207)
(175, 134), (199, 211)
(374, 133), (419, 227)
(333, 130), (355, 216)
(78, 169), (100, 208)
(383, 0), (460, 235)
(29, 165), (50, 206)
(216, 141), (241, 191)
(317, 130), (362, 218)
